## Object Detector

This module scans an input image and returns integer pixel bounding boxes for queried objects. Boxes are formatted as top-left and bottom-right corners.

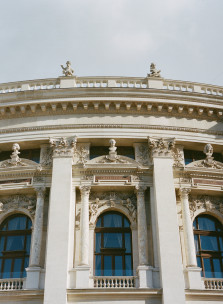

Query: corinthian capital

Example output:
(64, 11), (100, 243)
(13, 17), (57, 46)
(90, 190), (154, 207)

(49, 136), (77, 157)
(148, 137), (175, 158)
(135, 185), (147, 197)
(34, 187), (46, 199)
(79, 186), (91, 197)
(179, 188), (191, 199)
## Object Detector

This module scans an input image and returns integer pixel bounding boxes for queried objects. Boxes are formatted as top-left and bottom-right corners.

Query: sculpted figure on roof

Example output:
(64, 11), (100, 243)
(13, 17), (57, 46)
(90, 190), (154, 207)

(61, 61), (74, 76)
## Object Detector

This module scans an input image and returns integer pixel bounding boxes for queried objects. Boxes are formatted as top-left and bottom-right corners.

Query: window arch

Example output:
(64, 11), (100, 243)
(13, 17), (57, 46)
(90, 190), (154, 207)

(193, 214), (223, 278)
(0, 214), (32, 279)
(94, 211), (133, 276)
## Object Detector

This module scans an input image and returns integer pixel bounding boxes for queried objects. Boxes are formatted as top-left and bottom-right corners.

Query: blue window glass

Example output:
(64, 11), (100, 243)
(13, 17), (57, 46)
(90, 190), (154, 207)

(104, 256), (112, 276)
(0, 214), (32, 279)
(114, 256), (123, 276)
(193, 215), (223, 278)
(104, 233), (122, 248)
(95, 211), (133, 276)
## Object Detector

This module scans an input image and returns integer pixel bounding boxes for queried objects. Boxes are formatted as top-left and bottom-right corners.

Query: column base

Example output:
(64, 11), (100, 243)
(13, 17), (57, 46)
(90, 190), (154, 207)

(75, 265), (92, 288)
(137, 265), (153, 288)
(25, 266), (41, 289)
(184, 266), (204, 289)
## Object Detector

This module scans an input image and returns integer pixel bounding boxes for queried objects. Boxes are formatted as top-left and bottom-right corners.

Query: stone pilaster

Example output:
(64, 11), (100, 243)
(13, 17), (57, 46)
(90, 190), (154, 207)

(135, 185), (149, 266)
(180, 188), (203, 289)
(149, 137), (186, 304)
(75, 186), (92, 288)
(79, 186), (91, 266)
(26, 187), (46, 289)
(44, 137), (75, 304)
(135, 185), (153, 288)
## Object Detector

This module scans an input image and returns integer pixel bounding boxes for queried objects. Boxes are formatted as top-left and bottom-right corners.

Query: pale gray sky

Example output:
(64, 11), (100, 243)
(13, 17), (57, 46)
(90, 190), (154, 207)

(1, 0), (223, 85)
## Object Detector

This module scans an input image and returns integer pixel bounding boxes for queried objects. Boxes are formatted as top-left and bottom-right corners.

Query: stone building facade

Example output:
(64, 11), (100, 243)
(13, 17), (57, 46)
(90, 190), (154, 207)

(0, 63), (222, 304)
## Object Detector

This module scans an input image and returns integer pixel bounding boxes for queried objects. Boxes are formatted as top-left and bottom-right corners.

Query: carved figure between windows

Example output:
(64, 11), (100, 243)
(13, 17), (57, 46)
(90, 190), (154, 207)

(173, 147), (184, 168)
(134, 144), (149, 166)
(40, 146), (53, 166)
(73, 144), (90, 167)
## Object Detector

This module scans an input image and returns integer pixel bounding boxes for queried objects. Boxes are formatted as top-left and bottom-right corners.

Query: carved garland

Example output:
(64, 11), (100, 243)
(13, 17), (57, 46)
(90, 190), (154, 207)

(189, 195), (223, 218)
(76, 192), (137, 229)
(0, 195), (36, 219)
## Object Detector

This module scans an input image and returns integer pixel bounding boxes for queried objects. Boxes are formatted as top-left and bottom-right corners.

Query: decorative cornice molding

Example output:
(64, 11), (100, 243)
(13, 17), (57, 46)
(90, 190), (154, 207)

(1, 124), (223, 137)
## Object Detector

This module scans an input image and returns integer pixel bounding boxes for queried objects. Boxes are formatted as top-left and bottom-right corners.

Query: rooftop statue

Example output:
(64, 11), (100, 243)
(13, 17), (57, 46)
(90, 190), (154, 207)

(61, 61), (74, 77)
(148, 62), (161, 78)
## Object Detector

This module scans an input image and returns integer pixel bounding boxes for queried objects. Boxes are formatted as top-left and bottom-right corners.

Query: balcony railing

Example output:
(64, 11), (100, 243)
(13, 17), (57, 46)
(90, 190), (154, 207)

(0, 278), (25, 290)
(0, 76), (223, 97)
(93, 276), (136, 288)
(204, 278), (223, 290)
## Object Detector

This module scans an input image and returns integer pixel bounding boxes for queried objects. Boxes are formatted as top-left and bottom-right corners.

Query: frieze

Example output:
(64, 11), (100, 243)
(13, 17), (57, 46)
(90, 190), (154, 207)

(0, 195), (36, 218)
(189, 195), (223, 217)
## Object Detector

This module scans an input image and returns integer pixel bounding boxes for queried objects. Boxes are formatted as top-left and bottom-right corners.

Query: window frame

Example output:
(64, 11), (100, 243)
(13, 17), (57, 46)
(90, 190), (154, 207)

(0, 214), (32, 279)
(193, 214), (223, 278)
(94, 211), (133, 276)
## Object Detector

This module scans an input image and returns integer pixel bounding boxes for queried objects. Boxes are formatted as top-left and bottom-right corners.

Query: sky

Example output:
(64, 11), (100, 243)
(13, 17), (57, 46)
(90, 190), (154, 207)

(0, 0), (223, 86)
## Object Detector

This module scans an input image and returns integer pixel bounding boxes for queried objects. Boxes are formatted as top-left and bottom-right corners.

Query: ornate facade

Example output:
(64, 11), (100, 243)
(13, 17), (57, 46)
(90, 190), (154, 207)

(0, 63), (222, 304)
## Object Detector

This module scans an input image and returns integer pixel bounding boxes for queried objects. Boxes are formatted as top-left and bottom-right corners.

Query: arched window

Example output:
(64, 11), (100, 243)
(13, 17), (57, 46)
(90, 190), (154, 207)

(193, 214), (223, 278)
(0, 214), (32, 279)
(94, 211), (133, 276)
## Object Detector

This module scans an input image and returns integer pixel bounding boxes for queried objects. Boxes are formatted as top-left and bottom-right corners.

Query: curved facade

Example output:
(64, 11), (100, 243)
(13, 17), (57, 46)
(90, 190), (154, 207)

(0, 66), (223, 304)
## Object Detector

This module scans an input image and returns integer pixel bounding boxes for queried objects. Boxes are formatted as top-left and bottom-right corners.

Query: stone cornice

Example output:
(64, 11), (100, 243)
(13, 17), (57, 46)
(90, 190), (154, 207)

(1, 124), (223, 138)
(0, 92), (222, 121)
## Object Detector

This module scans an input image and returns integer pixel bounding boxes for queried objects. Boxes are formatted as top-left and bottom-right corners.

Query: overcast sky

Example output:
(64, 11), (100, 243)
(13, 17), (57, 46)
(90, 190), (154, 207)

(0, 0), (223, 85)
